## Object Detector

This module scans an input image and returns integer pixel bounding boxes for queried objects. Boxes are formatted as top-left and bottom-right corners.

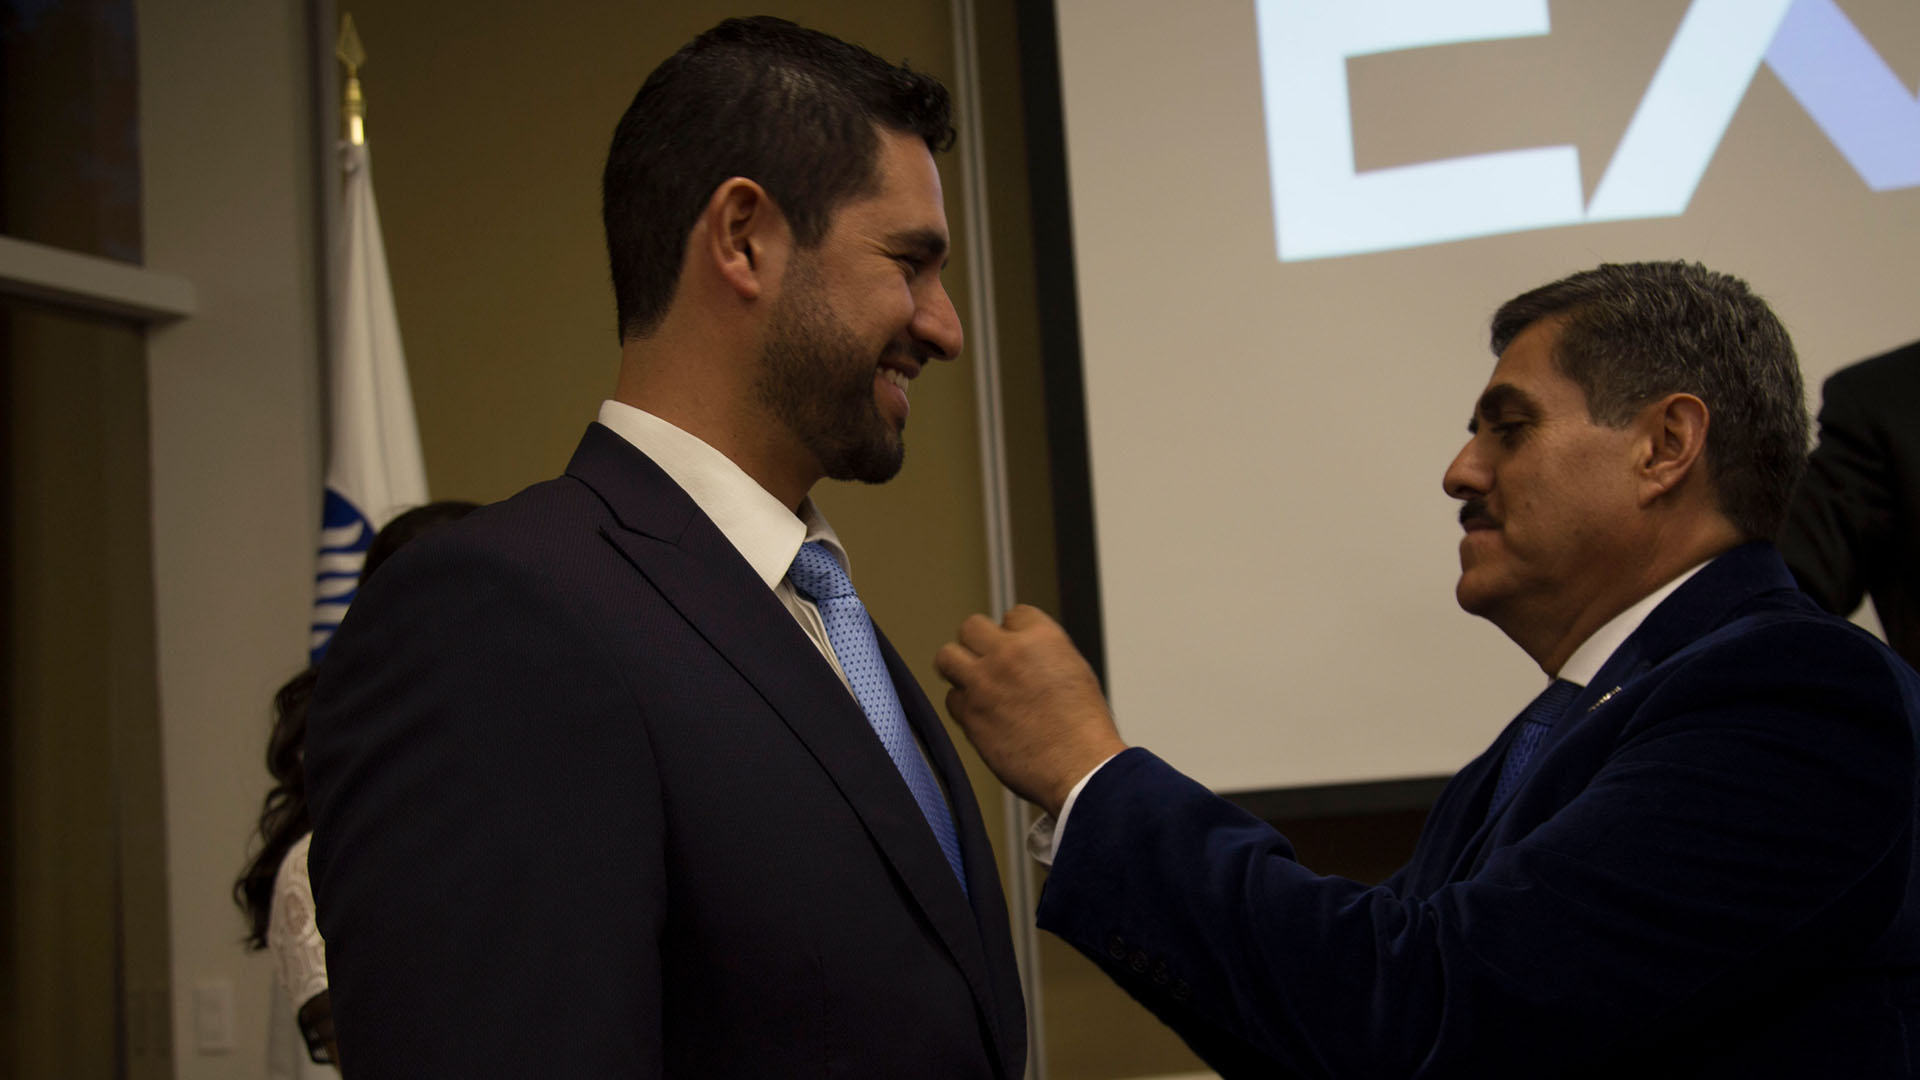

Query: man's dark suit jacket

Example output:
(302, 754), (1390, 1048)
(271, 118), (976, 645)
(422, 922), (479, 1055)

(1039, 544), (1920, 1077)
(306, 424), (1026, 1078)
(1781, 339), (1920, 669)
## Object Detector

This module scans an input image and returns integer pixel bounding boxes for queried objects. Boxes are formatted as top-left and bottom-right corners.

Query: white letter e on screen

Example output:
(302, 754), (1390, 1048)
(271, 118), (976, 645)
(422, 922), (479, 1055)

(1255, 0), (1585, 262)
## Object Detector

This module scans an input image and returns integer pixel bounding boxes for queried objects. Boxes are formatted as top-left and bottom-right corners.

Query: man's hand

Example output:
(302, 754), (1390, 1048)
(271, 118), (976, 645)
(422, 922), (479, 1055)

(934, 604), (1127, 817)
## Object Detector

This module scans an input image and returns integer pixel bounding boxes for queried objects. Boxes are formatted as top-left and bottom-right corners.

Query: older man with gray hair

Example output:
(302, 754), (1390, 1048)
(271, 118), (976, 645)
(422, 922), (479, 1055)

(940, 261), (1920, 1077)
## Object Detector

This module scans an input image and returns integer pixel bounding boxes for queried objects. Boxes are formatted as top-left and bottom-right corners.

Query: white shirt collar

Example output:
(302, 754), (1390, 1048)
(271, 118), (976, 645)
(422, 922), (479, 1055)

(595, 400), (847, 587)
(1556, 559), (1711, 687)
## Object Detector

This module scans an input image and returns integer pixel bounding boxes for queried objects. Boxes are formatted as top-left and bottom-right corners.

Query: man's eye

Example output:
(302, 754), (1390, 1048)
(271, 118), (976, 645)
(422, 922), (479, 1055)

(1492, 422), (1526, 443)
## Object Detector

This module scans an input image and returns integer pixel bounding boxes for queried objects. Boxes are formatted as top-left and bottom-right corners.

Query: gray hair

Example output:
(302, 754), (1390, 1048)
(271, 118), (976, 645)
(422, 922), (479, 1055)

(1490, 261), (1809, 541)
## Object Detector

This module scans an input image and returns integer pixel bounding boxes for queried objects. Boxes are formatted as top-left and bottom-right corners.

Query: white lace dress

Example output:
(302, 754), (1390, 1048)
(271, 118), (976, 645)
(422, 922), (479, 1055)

(267, 832), (330, 1018)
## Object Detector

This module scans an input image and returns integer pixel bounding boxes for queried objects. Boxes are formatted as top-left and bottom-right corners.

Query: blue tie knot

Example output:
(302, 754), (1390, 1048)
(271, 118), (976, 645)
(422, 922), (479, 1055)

(1528, 678), (1582, 726)
(1487, 677), (1584, 818)
(788, 541), (855, 603)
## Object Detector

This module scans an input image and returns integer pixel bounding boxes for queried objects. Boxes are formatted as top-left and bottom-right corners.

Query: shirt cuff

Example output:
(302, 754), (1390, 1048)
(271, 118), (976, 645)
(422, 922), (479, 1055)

(1025, 753), (1121, 866)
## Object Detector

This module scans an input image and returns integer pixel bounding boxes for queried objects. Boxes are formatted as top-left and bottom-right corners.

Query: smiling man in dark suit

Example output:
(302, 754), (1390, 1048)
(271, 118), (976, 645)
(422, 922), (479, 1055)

(940, 261), (1920, 1077)
(305, 17), (1024, 1078)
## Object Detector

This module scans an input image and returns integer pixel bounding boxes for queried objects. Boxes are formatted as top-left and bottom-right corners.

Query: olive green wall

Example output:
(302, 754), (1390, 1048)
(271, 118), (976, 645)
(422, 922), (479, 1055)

(335, 2), (1206, 1076)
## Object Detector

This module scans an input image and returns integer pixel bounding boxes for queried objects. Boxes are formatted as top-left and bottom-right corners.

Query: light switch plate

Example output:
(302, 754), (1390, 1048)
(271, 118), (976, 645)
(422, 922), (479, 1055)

(191, 978), (235, 1054)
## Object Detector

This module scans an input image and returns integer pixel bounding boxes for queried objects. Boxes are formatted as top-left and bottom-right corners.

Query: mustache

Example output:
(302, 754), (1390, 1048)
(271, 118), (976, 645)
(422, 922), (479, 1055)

(1459, 499), (1500, 529)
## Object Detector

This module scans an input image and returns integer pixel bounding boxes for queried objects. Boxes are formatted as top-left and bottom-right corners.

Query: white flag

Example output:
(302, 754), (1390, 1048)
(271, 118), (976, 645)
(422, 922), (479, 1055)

(312, 141), (428, 663)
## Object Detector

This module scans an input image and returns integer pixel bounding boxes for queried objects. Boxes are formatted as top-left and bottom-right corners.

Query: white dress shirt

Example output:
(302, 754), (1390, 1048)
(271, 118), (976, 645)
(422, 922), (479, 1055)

(1031, 560), (1713, 865)
(1555, 561), (1706, 688)
(595, 401), (954, 800)
(596, 400), (853, 691)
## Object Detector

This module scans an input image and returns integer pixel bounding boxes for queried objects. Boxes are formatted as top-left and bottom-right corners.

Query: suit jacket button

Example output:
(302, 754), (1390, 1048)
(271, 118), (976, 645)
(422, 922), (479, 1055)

(1107, 935), (1127, 960)
(1129, 950), (1150, 974)
(1172, 979), (1191, 1001)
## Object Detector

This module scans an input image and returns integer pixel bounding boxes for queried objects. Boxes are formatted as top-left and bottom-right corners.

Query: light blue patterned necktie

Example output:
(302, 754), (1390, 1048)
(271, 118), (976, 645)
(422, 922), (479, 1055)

(788, 541), (967, 893)
(1486, 678), (1582, 820)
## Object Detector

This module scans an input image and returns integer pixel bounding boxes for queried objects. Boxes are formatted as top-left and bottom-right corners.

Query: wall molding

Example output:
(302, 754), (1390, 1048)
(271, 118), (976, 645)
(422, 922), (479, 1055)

(0, 234), (195, 323)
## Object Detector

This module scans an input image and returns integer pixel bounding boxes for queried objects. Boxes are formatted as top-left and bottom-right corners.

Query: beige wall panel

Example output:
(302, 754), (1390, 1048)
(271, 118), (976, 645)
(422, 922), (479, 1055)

(139, 0), (323, 1075)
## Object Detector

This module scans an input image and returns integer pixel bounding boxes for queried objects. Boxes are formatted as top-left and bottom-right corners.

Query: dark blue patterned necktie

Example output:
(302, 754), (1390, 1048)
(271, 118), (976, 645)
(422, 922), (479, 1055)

(1487, 678), (1582, 819)
(788, 541), (967, 893)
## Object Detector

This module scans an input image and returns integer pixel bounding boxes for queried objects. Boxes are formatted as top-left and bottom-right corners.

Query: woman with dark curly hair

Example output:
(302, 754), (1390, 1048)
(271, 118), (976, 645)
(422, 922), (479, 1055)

(235, 499), (477, 1071)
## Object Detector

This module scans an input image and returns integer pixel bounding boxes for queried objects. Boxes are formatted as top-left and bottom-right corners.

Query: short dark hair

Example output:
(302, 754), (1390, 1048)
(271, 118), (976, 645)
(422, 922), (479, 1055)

(1490, 261), (1809, 540)
(602, 16), (955, 341)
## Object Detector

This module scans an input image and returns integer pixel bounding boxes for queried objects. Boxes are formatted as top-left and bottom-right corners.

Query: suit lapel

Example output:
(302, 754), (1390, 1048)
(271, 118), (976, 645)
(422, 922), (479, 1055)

(565, 426), (1013, 1073)
(1404, 714), (1521, 890)
(876, 630), (1023, 1068)
(1443, 679), (1627, 881)
(1527, 542), (1796, 769)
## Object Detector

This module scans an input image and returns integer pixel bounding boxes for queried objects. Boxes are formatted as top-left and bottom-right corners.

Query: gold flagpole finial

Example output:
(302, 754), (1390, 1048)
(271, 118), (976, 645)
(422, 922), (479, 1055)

(337, 13), (368, 145)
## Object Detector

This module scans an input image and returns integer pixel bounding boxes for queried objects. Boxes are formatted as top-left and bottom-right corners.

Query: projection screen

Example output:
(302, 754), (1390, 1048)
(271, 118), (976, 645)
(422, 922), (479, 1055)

(1047, 0), (1920, 794)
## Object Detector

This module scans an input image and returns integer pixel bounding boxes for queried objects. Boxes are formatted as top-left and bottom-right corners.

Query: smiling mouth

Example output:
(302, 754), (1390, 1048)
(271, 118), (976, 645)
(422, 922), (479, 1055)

(880, 367), (910, 393)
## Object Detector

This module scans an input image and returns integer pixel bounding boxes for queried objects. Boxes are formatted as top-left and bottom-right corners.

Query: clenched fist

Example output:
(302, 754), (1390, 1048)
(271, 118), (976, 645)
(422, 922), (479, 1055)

(934, 604), (1127, 816)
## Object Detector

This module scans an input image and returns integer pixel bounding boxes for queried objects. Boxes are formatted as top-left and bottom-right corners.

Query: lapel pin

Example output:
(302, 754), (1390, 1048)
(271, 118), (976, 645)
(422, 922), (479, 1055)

(1587, 686), (1621, 713)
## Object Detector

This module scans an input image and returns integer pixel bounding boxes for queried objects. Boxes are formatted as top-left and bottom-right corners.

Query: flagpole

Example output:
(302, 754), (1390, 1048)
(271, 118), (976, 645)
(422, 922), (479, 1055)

(337, 15), (365, 147)
(311, 14), (429, 663)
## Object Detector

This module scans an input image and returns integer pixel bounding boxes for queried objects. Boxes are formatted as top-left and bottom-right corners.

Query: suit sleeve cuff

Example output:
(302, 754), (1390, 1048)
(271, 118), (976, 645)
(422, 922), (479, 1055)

(1025, 753), (1122, 866)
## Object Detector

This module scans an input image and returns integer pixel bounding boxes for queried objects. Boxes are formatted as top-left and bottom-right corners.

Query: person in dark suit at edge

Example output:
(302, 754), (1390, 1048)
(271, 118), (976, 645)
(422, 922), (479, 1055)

(938, 261), (1920, 1077)
(305, 17), (1025, 1078)
(1779, 338), (1920, 670)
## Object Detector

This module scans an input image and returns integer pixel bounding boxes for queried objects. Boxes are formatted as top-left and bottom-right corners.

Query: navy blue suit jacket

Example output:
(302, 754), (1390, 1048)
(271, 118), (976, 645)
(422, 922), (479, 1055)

(306, 424), (1026, 1078)
(1039, 544), (1920, 1077)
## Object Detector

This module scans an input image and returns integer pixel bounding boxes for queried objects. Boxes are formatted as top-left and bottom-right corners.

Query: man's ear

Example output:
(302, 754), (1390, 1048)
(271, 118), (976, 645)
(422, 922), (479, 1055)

(696, 177), (789, 302)
(1636, 392), (1710, 504)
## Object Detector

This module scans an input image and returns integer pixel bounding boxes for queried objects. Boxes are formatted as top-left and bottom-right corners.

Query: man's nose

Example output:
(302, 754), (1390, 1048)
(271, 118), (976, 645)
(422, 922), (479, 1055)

(1442, 439), (1487, 501)
(915, 280), (963, 362)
